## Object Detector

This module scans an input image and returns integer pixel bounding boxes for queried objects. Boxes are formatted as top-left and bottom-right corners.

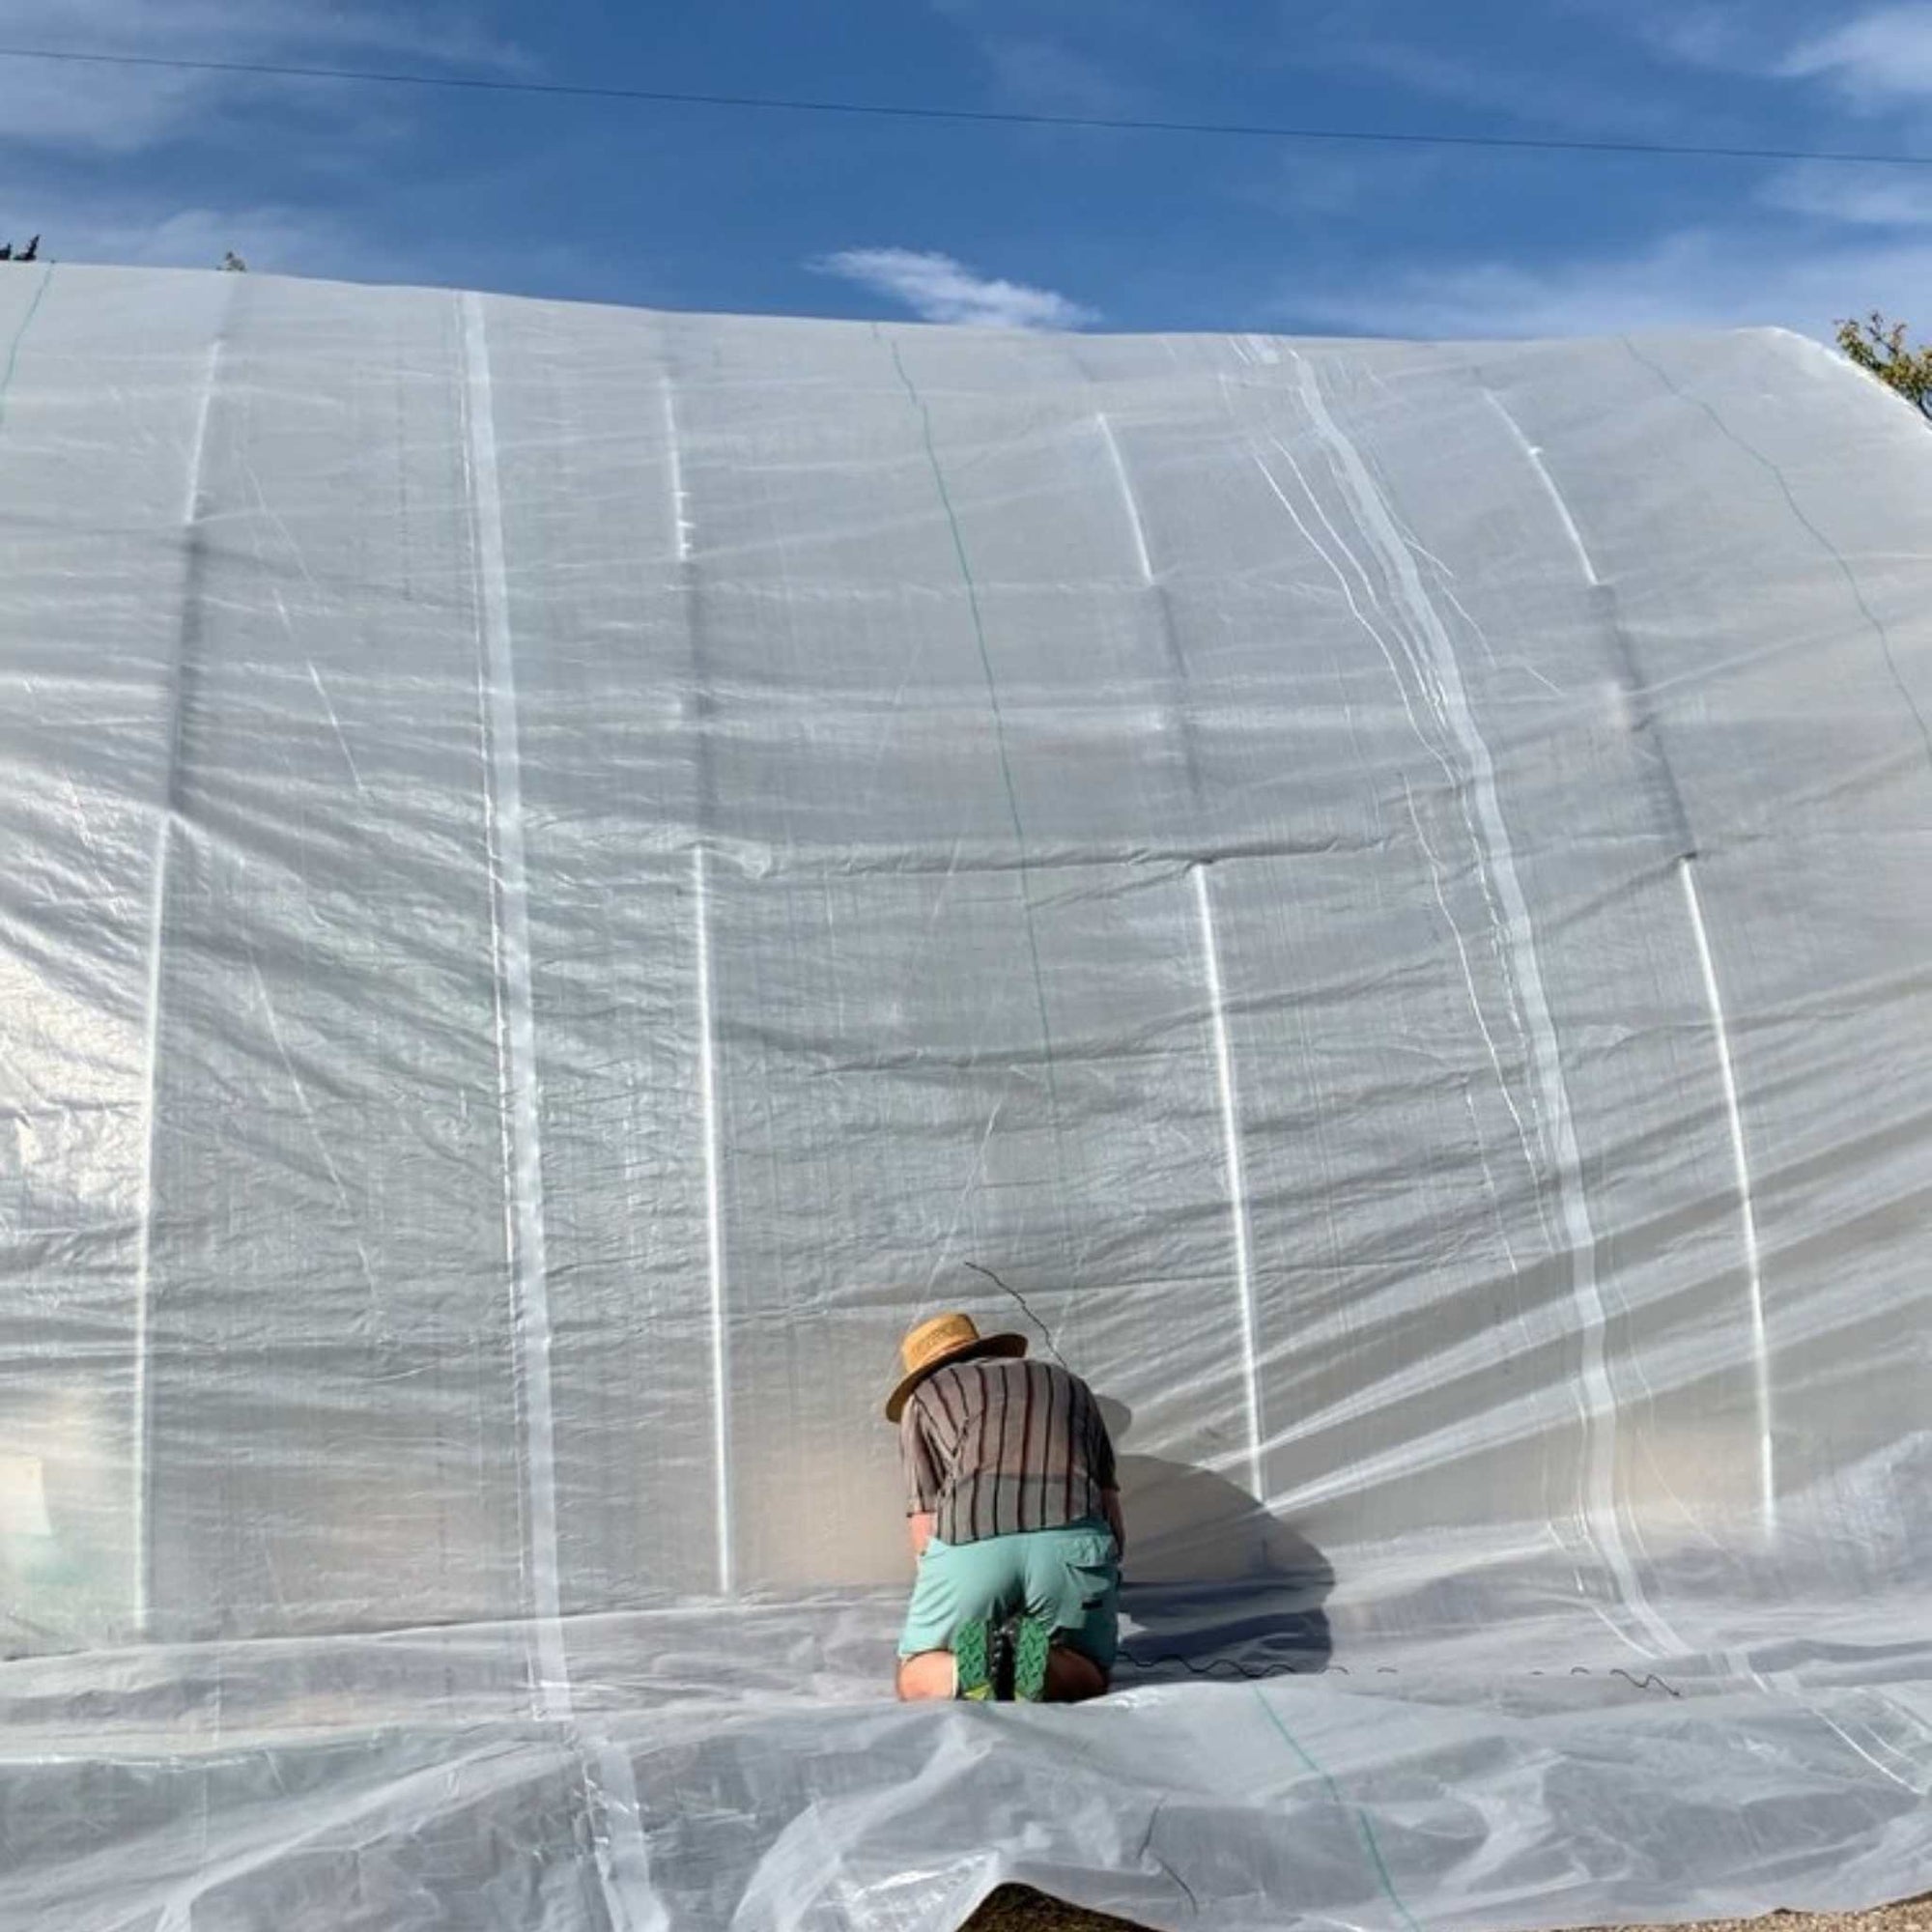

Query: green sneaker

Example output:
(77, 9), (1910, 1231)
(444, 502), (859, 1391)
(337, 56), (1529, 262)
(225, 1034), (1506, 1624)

(952, 1618), (996, 1701)
(1010, 1615), (1053, 1702)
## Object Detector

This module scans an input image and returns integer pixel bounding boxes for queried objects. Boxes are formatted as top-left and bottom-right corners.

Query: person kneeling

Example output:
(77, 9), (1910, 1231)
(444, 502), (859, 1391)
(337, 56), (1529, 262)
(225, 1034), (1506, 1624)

(887, 1312), (1124, 1703)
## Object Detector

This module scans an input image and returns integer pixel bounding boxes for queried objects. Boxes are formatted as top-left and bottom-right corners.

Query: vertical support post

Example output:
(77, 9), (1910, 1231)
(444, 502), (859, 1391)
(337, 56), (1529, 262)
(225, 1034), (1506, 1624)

(1678, 857), (1776, 1534)
(464, 292), (572, 1715)
(131, 333), (223, 1639)
(1193, 863), (1264, 1499)
(692, 844), (733, 1594)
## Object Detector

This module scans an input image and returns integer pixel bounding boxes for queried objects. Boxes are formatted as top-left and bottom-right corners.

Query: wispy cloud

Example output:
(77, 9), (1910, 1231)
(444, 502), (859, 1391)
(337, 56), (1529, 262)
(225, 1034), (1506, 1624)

(1630, 0), (1932, 105)
(1282, 226), (1932, 339)
(980, 36), (1138, 117)
(1599, 0), (1779, 74)
(814, 248), (1097, 327)
(1779, 5), (1932, 105)
(925, 0), (1192, 120)
(1280, 15), (1712, 143)
(1761, 162), (1932, 227)
(0, 1), (533, 287)
(0, 0), (525, 155)
(0, 178), (409, 280)
(929, 0), (1220, 68)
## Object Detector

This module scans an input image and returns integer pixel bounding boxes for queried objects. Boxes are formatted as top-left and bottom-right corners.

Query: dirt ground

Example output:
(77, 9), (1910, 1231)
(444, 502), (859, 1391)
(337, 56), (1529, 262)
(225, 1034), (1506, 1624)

(958, 1889), (1151, 1931)
(959, 1884), (1932, 1932)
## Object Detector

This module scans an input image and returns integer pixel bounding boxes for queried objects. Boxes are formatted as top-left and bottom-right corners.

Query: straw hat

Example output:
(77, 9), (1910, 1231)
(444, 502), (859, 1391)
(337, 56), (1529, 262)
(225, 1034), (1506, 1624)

(885, 1311), (1027, 1422)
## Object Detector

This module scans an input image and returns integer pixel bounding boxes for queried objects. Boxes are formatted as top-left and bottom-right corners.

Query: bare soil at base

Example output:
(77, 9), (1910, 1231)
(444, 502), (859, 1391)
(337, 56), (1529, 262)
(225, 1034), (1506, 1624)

(959, 1884), (1932, 1932)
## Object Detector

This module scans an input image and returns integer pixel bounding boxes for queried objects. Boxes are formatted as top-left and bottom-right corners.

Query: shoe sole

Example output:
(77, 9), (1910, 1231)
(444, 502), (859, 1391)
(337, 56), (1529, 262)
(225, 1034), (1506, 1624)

(1011, 1615), (1052, 1702)
(954, 1618), (996, 1701)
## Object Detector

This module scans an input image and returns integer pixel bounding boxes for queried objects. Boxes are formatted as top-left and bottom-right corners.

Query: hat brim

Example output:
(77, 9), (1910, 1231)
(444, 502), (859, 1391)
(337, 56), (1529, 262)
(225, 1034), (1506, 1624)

(885, 1332), (1028, 1422)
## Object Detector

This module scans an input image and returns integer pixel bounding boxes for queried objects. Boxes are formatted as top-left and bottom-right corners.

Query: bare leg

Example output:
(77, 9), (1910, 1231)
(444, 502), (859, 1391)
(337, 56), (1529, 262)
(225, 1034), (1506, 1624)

(1043, 1645), (1108, 1704)
(895, 1650), (956, 1701)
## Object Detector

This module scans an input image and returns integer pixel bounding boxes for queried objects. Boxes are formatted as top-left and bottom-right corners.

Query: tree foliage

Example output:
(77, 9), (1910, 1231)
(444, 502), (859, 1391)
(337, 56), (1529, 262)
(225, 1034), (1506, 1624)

(1836, 311), (1932, 422)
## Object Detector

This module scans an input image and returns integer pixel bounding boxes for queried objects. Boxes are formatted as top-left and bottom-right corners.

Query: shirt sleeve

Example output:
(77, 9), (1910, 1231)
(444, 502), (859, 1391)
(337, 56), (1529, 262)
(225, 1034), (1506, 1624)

(901, 1396), (942, 1516)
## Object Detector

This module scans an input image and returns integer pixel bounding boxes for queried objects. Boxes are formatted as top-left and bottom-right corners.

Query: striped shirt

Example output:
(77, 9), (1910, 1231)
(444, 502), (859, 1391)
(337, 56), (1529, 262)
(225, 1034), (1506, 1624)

(901, 1357), (1118, 1548)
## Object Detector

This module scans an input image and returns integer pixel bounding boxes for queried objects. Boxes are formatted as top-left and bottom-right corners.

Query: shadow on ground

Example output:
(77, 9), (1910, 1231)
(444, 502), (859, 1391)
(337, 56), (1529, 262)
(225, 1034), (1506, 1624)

(1098, 1399), (1334, 1685)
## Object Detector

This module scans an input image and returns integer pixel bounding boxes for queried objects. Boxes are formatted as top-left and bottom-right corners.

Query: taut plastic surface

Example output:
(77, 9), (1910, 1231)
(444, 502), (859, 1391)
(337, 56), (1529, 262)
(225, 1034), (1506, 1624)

(3, 265), (1931, 1930)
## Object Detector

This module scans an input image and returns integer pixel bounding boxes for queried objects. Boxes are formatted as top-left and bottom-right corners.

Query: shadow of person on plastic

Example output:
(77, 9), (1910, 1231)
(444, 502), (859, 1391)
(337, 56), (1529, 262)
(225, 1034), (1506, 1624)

(1097, 1399), (1334, 1685)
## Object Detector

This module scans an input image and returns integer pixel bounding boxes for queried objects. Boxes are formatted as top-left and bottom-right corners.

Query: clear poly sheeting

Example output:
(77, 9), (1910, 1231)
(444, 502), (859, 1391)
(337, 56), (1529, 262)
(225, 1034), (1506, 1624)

(2, 263), (1931, 1931)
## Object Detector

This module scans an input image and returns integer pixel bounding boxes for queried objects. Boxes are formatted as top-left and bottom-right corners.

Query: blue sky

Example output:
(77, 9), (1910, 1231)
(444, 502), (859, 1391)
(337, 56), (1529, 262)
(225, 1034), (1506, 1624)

(5, 1), (1932, 338)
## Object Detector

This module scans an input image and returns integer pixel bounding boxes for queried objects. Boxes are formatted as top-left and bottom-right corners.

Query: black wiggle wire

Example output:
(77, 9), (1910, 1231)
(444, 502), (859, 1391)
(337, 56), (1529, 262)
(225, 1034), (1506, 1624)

(1121, 1648), (1327, 1681)
(964, 1261), (1069, 1369)
(1120, 1650), (1685, 1696)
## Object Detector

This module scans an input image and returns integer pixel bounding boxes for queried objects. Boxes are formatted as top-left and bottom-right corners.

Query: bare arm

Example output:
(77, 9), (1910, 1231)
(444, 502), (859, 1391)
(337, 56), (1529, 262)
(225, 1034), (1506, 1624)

(1102, 1487), (1125, 1557)
(901, 1397), (941, 1560)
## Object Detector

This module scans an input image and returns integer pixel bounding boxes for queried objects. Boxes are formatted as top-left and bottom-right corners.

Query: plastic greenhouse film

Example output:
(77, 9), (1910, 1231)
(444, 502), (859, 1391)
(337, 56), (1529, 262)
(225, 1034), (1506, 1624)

(3, 268), (1931, 1930)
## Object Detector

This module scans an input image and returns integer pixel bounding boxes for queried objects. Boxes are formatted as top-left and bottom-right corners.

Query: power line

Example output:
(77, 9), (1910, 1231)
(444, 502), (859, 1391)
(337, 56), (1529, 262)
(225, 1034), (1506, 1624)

(5, 43), (1932, 169)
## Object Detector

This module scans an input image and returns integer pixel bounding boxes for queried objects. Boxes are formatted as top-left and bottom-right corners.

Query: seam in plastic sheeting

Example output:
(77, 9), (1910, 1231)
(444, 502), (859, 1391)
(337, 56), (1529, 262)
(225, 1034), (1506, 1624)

(1248, 424), (1580, 1288)
(463, 292), (668, 1932)
(887, 334), (1066, 1128)
(460, 292), (571, 1715)
(1242, 428), (1560, 1264)
(1482, 383), (1696, 862)
(587, 1738), (672, 1932)
(1094, 409), (1208, 806)
(1723, 1660), (1932, 1800)
(1797, 1695), (1932, 1798)
(1679, 857), (1776, 1533)
(660, 375), (692, 562)
(1481, 388), (1602, 587)
(1094, 412), (1153, 584)
(131, 328), (224, 1639)
(693, 843), (735, 1596)
(0, 264), (53, 436)
(1191, 862), (1264, 1499)
(1249, 1688), (1424, 1932)
(1289, 350), (1682, 1661)
(1484, 383), (1776, 1541)
(664, 367), (734, 1597)
(1622, 339), (1932, 776)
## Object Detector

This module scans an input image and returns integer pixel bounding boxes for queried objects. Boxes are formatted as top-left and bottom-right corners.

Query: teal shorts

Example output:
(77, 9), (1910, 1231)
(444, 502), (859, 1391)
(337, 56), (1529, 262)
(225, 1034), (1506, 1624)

(898, 1518), (1121, 1669)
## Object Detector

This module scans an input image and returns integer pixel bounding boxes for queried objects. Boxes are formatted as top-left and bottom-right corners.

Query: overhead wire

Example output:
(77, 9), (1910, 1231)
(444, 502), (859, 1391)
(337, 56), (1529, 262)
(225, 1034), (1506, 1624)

(4, 43), (1932, 168)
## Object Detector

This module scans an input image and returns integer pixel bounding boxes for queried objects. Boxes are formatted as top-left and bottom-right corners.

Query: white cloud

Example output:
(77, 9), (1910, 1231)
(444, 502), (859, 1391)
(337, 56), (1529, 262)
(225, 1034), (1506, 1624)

(1640, 5), (1759, 70)
(814, 248), (1097, 328)
(1761, 163), (1932, 227)
(1779, 5), (1932, 103)
(1283, 226), (1932, 340)
(0, 1), (525, 155)
(1603, 0), (1783, 74)
(1280, 17), (1705, 144)
(924, 0), (1224, 119)
(980, 37), (1137, 117)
